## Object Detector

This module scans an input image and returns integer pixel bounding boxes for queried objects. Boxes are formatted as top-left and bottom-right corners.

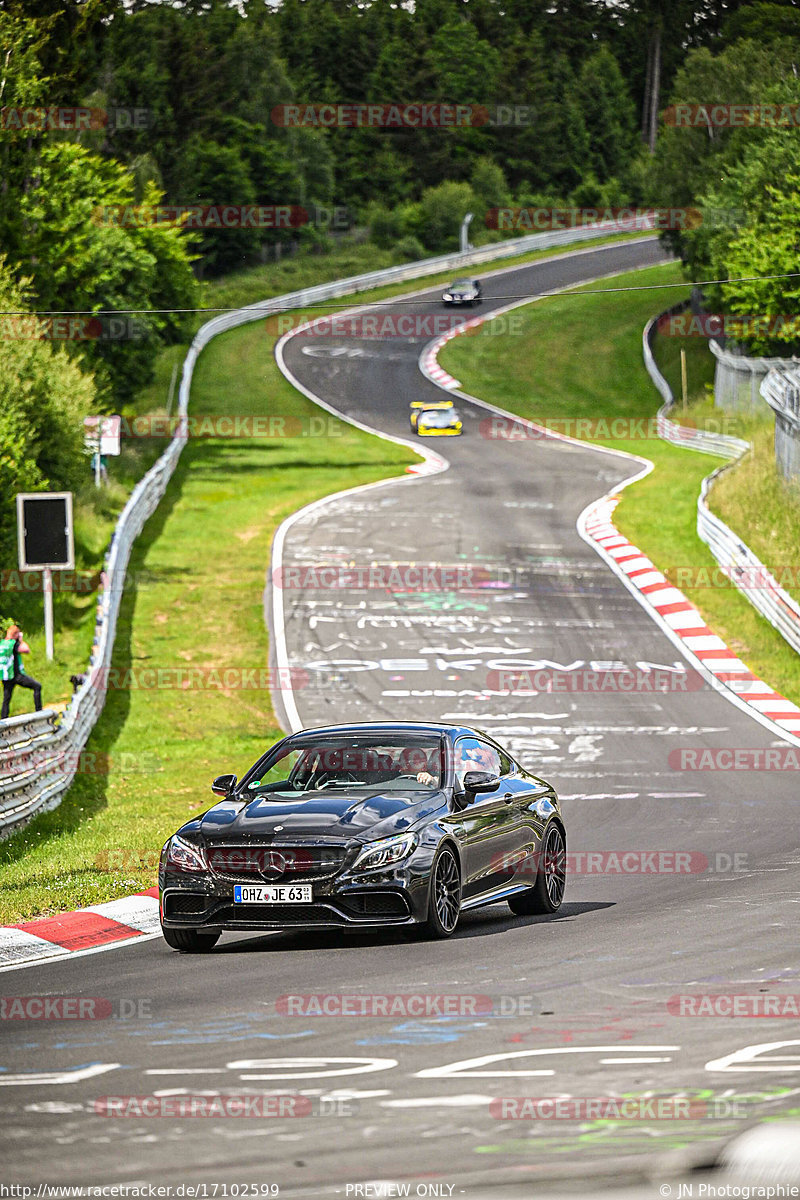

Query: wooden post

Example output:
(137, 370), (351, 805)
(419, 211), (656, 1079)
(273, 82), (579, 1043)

(681, 348), (688, 410)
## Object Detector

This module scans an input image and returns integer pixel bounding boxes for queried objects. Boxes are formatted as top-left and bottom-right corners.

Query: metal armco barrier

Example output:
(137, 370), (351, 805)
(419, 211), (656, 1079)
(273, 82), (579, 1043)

(761, 365), (800, 480)
(0, 218), (635, 835)
(644, 309), (800, 657)
(643, 307), (749, 460)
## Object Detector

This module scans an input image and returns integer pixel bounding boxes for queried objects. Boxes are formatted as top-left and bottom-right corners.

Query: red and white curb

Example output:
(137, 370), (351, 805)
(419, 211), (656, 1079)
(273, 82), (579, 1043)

(406, 450), (447, 476)
(421, 319), (479, 390)
(582, 497), (800, 740)
(0, 888), (160, 970)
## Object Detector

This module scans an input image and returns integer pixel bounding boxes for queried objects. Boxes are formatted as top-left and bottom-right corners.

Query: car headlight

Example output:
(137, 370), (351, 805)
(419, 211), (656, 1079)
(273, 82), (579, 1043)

(166, 834), (208, 873)
(352, 833), (417, 872)
(443, 293), (452, 301)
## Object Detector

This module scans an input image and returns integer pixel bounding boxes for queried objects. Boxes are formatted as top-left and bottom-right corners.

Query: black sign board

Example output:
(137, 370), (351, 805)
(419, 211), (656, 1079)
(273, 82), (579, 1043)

(16, 493), (75, 571)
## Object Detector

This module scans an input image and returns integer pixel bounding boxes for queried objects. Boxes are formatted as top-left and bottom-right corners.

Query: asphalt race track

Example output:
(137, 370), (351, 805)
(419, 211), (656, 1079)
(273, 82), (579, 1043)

(3, 239), (800, 1194)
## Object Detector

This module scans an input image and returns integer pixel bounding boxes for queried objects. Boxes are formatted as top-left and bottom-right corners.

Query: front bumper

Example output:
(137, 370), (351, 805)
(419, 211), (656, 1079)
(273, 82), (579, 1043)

(159, 859), (432, 932)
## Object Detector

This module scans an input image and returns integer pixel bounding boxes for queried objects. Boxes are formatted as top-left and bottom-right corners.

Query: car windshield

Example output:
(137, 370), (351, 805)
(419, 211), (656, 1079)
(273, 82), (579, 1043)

(421, 409), (458, 427)
(451, 279), (471, 288)
(244, 734), (444, 798)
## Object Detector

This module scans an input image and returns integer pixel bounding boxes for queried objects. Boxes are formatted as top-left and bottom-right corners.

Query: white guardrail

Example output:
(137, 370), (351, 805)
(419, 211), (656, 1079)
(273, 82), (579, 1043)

(643, 308), (800, 656)
(0, 218), (637, 834)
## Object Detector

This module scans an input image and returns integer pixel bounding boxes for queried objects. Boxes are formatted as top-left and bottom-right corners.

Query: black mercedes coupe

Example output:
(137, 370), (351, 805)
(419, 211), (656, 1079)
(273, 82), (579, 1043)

(159, 722), (567, 951)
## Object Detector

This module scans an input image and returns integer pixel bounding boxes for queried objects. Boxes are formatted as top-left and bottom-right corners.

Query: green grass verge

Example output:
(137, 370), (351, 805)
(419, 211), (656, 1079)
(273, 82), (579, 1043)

(1, 228), (644, 725)
(710, 425), (800, 608)
(0, 320), (413, 923)
(0, 226), (650, 922)
(651, 322), (716, 408)
(440, 261), (800, 706)
(651, 322), (800, 610)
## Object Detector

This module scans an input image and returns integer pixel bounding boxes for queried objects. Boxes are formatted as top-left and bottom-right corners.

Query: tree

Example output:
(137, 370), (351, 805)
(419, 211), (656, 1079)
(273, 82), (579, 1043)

(0, 261), (95, 565)
(418, 180), (474, 251)
(17, 142), (197, 404)
(720, 1), (800, 45)
(688, 128), (800, 354)
(575, 47), (638, 182)
(651, 37), (800, 260)
(470, 157), (510, 219)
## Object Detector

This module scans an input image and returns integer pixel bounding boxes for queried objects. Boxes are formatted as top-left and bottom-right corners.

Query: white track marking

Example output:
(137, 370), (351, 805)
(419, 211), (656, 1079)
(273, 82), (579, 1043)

(0, 1062), (121, 1086)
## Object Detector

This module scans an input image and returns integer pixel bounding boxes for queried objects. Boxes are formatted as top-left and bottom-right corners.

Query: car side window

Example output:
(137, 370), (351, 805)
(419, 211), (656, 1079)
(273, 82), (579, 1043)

(498, 750), (514, 777)
(454, 737), (501, 791)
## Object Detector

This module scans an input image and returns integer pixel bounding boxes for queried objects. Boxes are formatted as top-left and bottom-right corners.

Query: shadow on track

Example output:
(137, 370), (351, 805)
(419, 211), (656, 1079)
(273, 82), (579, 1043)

(178, 900), (614, 956)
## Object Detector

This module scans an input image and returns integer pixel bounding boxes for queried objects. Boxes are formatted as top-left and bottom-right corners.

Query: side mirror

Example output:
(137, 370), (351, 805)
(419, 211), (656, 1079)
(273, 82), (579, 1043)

(211, 773), (237, 797)
(463, 770), (500, 795)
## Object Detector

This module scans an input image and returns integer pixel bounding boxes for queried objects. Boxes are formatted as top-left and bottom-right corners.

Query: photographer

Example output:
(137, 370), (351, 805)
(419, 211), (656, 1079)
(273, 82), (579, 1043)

(0, 623), (43, 720)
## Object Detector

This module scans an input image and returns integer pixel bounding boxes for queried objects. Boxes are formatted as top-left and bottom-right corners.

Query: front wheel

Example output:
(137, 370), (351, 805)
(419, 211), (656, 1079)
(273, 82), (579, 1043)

(508, 824), (566, 916)
(423, 845), (462, 938)
(161, 925), (220, 953)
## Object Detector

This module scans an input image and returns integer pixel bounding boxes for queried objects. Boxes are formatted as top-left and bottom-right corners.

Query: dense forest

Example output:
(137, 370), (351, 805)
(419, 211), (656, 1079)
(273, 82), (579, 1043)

(1, 0), (800, 561)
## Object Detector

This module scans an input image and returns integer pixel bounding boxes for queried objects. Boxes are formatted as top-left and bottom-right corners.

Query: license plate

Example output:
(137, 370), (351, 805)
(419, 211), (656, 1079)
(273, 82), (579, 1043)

(233, 884), (313, 904)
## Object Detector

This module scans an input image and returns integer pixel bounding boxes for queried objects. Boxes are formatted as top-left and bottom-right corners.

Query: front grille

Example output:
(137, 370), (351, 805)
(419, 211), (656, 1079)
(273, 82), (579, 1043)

(165, 892), (207, 918)
(208, 843), (347, 884)
(215, 903), (344, 926)
(340, 892), (410, 918)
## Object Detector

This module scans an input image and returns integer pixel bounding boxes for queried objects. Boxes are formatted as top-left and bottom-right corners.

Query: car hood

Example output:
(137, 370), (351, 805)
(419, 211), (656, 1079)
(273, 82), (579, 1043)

(196, 789), (447, 845)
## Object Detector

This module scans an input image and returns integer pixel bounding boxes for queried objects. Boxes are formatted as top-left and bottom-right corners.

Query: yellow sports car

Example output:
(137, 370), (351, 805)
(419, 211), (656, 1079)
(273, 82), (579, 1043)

(416, 407), (463, 436)
(410, 398), (454, 430)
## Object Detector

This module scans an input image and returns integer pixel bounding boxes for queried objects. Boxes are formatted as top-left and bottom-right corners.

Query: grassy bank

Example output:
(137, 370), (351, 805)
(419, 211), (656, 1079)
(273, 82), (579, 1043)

(439, 261), (800, 705)
(709, 425), (800, 608)
(1, 228), (644, 723)
(651, 323), (800, 610)
(0, 320), (414, 922)
(0, 226), (649, 921)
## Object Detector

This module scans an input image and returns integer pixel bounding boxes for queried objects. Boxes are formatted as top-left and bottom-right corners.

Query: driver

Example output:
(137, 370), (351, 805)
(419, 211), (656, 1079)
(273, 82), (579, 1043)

(398, 746), (440, 787)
